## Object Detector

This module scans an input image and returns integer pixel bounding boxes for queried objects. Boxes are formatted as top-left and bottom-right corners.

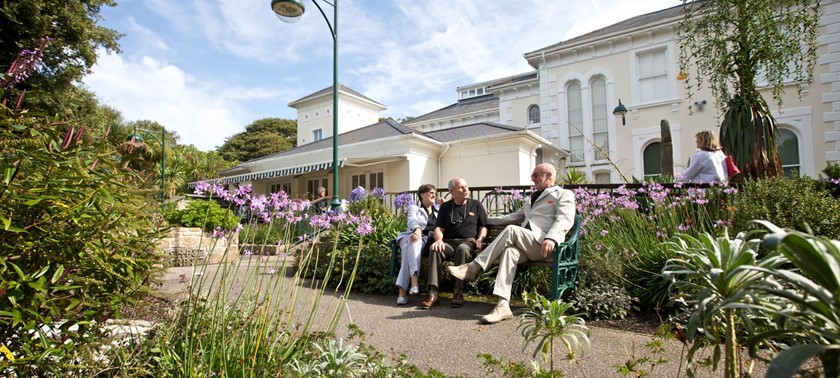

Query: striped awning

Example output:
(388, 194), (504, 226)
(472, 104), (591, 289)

(190, 159), (345, 187)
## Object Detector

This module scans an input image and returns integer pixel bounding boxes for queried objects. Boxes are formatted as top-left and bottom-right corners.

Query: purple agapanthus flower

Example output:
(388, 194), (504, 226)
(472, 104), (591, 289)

(350, 186), (367, 202)
(371, 187), (386, 201)
(394, 192), (413, 210)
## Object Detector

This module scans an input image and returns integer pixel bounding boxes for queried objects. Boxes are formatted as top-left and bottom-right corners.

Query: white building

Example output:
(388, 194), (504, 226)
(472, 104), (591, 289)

(217, 2), (839, 198)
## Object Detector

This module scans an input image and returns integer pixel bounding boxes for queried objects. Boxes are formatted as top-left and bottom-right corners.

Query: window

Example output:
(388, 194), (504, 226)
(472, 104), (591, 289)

(351, 174), (365, 189)
(591, 78), (609, 160)
(313, 129), (323, 142)
(351, 172), (384, 190)
(777, 129), (800, 177)
(637, 48), (668, 102)
(643, 142), (662, 178)
(270, 182), (292, 195)
(369, 172), (384, 189)
(528, 105), (540, 124)
(567, 82), (584, 164)
(594, 172), (611, 184)
(307, 179), (328, 199)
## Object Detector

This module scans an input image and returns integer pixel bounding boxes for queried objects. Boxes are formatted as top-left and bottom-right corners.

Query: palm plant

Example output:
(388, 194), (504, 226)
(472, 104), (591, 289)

(747, 221), (840, 378)
(558, 167), (589, 185)
(661, 229), (785, 378)
(518, 291), (590, 375)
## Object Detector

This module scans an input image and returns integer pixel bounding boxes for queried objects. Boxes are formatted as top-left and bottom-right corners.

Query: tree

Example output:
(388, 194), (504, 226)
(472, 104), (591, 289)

(678, 0), (821, 179)
(0, 0), (121, 120)
(216, 118), (297, 162)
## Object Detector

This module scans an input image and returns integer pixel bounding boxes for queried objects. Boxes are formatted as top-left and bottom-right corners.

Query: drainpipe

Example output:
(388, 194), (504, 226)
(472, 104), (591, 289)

(438, 143), (450, 188)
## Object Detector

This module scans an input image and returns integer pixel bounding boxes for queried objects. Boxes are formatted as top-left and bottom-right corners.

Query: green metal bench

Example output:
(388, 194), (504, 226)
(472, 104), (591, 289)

(388, 214), (582, 301)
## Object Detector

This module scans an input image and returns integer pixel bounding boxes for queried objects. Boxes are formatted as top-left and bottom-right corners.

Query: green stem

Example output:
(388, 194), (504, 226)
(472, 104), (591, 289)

(724, 309), (739, 378)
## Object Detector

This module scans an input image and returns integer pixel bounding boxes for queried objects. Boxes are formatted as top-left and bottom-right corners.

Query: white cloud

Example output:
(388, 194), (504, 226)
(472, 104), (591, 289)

(85, 53), (254, 150)
(87, 0), (684, 149)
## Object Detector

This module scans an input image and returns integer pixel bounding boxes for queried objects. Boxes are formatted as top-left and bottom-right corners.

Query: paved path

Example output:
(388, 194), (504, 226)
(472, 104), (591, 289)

(155, 257), (768, 377)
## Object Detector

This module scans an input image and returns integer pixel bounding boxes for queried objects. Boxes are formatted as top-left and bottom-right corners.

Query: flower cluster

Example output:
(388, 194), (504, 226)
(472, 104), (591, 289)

(371, 187), (386, 201)
(192, 180), (375, 243)
(349, 186), (367, 202)
(2, 37), (51, 89)
(394, 192), (413, 211)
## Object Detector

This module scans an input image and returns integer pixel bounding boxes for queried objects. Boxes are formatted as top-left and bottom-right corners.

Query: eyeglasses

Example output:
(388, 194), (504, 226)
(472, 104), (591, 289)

(449, 204), (466, 224)
(530, 172), (547, 179)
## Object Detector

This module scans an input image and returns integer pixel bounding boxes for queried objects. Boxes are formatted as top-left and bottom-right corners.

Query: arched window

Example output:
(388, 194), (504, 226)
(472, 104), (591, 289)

(643, 142), (661, 178)
(528, 105), (540, 124)
(591, 77), (609, 160)
(567, 82), (583, 164)
(777, 128), (800, 177)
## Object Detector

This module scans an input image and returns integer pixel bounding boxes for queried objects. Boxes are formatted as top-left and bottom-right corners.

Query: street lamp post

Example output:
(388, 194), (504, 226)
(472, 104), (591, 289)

(271, 0), (341, 211)
(127, 127), (166, 205)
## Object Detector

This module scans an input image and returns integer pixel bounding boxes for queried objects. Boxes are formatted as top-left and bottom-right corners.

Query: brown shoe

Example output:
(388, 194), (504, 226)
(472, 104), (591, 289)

(421, 295), (439, 309)
(451, 292), (464, 308)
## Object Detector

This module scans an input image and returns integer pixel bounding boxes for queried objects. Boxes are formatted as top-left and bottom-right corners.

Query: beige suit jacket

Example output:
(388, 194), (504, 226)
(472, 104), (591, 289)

(488, 186), (576, 243)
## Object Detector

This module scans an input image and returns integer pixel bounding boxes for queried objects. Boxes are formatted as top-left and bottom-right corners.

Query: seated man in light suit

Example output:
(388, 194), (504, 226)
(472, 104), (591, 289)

(447, 163), (576, 324)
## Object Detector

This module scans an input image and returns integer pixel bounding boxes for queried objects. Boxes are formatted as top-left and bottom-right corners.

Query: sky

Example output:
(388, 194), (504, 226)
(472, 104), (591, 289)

(83, 0), (682, 151)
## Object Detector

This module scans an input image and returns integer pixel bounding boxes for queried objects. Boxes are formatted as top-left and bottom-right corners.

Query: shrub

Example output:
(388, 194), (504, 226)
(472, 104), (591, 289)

(575, 182), (736, 311)
(818, 161), (840, 199)
(571, 270), (638, 320)
(732, 176), (840, 238)
(166, 199), (239, 233)
(302, 188), (405, 295)
(0, 92), (160, 375)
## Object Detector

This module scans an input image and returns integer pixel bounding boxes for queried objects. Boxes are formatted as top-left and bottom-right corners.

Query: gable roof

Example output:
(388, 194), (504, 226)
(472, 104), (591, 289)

(423, 122), (524, 143)
(245, 118), (415, 163)
(404, 95), (499, 125)
(288, 83), (386, 109)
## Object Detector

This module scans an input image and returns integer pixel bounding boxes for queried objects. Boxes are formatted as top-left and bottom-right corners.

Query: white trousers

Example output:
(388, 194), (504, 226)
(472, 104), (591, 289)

(473, 225), (546, 301)
(395, 236), (424, 290)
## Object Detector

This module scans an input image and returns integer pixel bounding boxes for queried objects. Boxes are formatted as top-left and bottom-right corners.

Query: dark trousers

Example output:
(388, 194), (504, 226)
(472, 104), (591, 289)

(427, 238), (476, 291)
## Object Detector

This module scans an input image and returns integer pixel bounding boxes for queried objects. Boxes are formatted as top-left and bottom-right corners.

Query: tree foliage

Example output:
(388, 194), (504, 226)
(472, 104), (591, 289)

(216, 118), (297, 162)
(677, 0), (821, 179)
(0, 0), (121, 121)
(0, 90), (160, 375)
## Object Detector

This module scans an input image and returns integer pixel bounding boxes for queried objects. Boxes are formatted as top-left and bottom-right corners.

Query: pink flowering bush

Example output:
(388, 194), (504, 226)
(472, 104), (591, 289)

(574, 182), (736, 311)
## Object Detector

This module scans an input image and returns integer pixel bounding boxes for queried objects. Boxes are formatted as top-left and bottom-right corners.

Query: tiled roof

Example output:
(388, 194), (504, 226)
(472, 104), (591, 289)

(404, 95), (499, 125)
(423, 122), (524, 143)
(248, 118), (414, 162)
(288, 83), (385, 108)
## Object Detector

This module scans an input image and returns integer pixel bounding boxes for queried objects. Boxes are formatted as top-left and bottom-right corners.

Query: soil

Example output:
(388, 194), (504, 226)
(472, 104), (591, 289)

(118, 293), (178, 324)
(589, 310), (664, 335)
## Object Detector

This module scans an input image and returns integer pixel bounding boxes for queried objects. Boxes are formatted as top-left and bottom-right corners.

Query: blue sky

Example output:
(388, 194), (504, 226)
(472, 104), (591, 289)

(83, 0), (681, 151)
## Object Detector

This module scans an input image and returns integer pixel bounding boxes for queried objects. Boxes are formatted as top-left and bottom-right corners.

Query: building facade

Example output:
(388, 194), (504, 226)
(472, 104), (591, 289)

(216, 2), (840, 198)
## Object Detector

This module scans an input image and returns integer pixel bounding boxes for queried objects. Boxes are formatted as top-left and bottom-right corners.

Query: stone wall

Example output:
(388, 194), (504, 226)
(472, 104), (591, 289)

(158, 227), (239, 267)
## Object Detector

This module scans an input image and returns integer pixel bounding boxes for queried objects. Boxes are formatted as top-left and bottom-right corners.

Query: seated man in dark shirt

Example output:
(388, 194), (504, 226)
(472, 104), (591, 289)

(422, 177), (488, 309)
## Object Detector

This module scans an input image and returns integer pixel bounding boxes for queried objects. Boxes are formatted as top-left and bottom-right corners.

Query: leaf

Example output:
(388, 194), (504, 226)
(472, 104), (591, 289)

(51, 265), (65, 284)
(766, 344), (826, 378)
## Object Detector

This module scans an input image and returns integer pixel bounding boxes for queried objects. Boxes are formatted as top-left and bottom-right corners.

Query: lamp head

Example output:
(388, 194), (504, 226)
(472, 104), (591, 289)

(612, 99), (628, 117)
(127, 133), (144, 144)
(271, 0), (305, 23)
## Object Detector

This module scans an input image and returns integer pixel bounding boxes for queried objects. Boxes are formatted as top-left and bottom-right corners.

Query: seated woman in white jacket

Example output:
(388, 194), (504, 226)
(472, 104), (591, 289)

(394, 184), (437, 305)
(680, 130), (729, 184)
